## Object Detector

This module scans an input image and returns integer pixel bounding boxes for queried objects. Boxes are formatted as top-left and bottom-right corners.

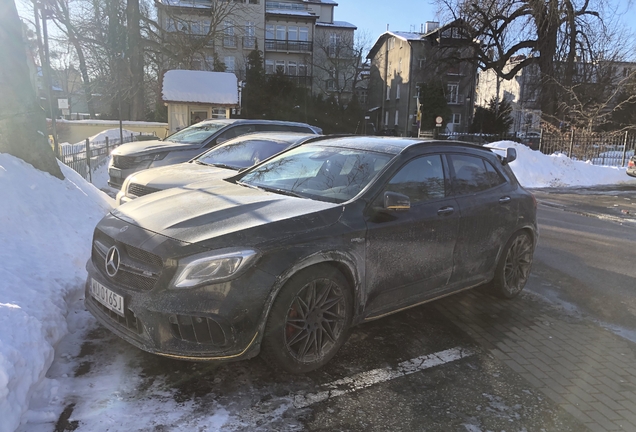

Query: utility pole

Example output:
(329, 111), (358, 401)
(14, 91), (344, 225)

(40, 3), (59, 156)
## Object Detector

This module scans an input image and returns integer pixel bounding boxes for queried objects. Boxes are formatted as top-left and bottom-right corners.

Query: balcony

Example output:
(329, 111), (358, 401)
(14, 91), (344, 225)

(265, 39), (313, 53)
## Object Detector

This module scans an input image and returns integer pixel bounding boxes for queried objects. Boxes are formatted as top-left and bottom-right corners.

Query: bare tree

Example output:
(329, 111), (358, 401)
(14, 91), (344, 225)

(0, 0), (63, 179)
(312, 29), (369, 104)
(437, 0), (616, 122)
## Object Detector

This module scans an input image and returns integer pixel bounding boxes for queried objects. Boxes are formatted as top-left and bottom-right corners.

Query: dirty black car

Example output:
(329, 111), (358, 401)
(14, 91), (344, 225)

(85, 137), (537, 373)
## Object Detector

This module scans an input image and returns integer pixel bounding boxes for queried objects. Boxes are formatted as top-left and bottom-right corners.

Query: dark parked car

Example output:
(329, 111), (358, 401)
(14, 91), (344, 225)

(115, 132), (321, 205)
(86, 137), (537, 373)
(107, 119), (322, 189)
(627, 156), (636, 177)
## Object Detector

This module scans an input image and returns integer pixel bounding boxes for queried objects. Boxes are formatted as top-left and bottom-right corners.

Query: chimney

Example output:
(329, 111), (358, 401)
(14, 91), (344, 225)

(420, 23), (424, 33)
(425, 21), (439, 33)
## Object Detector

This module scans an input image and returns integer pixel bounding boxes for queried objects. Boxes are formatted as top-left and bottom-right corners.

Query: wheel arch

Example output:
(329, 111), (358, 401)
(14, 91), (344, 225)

(490, 225), (537, 281)
(252, 251), (362, 350)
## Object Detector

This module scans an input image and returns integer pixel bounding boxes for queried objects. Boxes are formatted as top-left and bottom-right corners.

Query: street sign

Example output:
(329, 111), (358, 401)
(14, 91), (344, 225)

(435, 116), (443, 127)
(58, 98), (69, 110)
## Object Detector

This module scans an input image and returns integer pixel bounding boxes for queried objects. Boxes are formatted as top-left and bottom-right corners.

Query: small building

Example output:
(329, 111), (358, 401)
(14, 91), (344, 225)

(162, 69), (239, 133)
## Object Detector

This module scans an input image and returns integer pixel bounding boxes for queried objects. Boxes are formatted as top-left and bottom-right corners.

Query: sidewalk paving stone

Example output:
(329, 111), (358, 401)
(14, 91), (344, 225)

(435, 289), (636, 432)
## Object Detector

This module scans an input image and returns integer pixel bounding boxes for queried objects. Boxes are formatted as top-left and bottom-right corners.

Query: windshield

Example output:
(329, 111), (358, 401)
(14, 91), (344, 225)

(238, 145), (394, 203)
(197, 139), (290, 169)
(165, 122), (228, 144)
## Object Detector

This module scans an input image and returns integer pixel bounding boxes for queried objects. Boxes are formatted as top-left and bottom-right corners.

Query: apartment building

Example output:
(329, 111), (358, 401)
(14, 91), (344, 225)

(367, 20), (477, 136)
(476, 56), (542, 135)
(156, 0), (356, 99)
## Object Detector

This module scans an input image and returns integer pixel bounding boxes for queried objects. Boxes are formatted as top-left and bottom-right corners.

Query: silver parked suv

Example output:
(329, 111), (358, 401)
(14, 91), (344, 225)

(107, 119), (322, 188)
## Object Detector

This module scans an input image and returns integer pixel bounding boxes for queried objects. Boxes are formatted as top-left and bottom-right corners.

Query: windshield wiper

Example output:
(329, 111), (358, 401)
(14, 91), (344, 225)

(236, 182), (305, 198)
(209, 162), (238, 170)
(194, 160), (211, 166)
(255, 185), (306, 198)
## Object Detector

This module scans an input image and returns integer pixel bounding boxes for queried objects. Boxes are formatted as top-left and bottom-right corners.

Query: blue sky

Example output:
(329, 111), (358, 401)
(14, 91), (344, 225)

(335, 0), (636, 56)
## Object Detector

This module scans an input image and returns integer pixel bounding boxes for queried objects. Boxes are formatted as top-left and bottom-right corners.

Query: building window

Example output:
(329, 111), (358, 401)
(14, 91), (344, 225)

(276, 25), (286, 40)
(224, 56), (235, 72)
(205, 56), (215, 71)
(266, 24), (275, 39)
(190, 20), (201, 34)
(452, 113), (461, 124)
(396, 84), (401, 99)
(203, 19), (211, 34)
(386, 85), (390, 100)
(447, 83), (459, 103)
(388, 38), (395, 50)
(244, 21), (256, 48)
(224, 21), (236, 47)
(299, 27), (309, 41)
(326, 79), (335, 91)
(385, 111), (389, 126)
(288, 26), (298, 41)
(275, 60), (285, 74)
(329, 33), (341, 57)
(166, 18), (176, 32)
(395, 110), (399, 126)
(265, 60), (274, 74)
(299, 64), (307, 76)
(288, 61), (297, 76)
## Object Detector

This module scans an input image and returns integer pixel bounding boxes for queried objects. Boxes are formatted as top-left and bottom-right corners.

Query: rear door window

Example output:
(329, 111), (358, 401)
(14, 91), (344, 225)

(449, 154), (505, 195)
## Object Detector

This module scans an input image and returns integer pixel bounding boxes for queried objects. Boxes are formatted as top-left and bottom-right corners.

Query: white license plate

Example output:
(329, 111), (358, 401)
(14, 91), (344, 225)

(90, 279), (125, 316)
(109, 168), (122, 178)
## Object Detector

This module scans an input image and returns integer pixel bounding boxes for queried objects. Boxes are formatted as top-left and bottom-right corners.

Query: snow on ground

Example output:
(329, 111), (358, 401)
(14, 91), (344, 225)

(59, 128), (140, 153)
(486, 141), (636, 188)
(2, 137), (636, 431)
(0, 154), (113, 432)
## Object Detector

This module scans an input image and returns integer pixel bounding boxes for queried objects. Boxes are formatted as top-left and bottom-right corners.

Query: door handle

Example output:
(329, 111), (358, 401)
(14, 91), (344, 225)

(437, 206), (455, 215)
(499, 196), (511, 204)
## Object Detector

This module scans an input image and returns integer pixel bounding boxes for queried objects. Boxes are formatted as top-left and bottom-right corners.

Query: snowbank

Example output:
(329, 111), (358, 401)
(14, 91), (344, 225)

(0, 154), (113, 432)
(486, 141), (636, 188)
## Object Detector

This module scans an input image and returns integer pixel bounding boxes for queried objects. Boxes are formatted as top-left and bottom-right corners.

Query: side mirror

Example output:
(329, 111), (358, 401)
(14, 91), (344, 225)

(384, 191), (410, 211)
(503, 147), (517, 165)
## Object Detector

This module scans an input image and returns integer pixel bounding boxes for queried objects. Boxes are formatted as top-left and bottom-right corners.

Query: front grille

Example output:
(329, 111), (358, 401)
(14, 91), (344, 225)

(92, 231), (163, 292)
(113, 155), (138, 169)
(128, 183), (161, 198)
(169, 314), (227, 345)
(91, 299), (143, 334)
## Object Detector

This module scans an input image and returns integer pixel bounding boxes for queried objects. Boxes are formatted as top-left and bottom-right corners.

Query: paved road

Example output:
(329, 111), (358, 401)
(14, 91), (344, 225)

(32, 187), (636, 432)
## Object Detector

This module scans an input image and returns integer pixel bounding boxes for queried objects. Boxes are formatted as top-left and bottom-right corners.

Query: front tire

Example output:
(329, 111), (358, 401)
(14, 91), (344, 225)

(492, 231), (534, 299)
(261, 265), (353, 374)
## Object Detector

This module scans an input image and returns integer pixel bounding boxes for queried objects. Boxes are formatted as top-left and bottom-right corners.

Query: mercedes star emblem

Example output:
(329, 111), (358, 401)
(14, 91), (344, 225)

(105, 246), (121, 277)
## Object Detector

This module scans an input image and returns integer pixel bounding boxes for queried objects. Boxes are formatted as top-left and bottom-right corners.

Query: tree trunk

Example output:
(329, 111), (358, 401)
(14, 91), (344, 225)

(127, 0), (145, 120)
(0, 0), (63, 179)
(533, 0), (560, 123)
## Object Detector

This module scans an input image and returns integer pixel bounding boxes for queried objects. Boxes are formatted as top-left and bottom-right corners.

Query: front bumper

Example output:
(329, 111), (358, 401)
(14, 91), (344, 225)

(84, 257), (276, 361)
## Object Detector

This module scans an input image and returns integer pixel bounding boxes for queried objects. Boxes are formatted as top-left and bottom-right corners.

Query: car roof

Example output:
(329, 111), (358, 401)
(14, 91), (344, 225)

(301, 136), (491, 155)
(229, 132), (320, 144)
(198, 118), (315, 127)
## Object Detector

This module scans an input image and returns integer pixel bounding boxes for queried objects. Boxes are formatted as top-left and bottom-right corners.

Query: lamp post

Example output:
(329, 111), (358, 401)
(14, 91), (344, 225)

(39, 2), (59, 156)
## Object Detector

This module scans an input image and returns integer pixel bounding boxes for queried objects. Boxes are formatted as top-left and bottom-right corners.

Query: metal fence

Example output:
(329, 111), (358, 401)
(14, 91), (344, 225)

(433, 130), (636, 167)
(538, 130), (635, 167)
(57, 132), (155, 183)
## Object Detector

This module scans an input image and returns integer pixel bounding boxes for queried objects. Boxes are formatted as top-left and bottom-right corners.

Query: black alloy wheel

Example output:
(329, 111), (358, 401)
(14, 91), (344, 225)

(492, 231), (534, 299)
(261, 265), (353, 373)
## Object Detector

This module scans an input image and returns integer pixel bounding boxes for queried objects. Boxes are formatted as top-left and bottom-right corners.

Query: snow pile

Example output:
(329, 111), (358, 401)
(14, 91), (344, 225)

(59, 128), (139, 153)
(486, 141), (636, 188)
(0, 154), (113, 432)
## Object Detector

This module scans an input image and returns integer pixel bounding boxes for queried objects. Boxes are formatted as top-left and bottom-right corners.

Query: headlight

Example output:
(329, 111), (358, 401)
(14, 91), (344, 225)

(133, 152), (168, 163)
(171, 249), (258, 288)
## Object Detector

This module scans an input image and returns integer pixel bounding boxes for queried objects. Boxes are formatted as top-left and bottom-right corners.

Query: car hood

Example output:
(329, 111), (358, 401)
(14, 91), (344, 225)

(127, 163), (236, 190)
(111, 181), (343, 246)
(111, 139), (202, 156)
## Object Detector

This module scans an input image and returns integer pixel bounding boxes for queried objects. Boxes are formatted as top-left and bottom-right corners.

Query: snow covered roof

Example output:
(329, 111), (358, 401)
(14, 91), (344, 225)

(303, 0), (338, 4)
(316, 20), (357, 29)
(162, 70), (238, 106)
(390, 31), (424, 41)
(266, 9), (317, 18)
(157, 0), (215, 9)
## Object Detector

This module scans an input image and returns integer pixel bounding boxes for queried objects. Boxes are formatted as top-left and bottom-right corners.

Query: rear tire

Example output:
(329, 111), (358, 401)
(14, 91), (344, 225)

(491, 231), (534, 299)
(260, 264), (353, 374)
